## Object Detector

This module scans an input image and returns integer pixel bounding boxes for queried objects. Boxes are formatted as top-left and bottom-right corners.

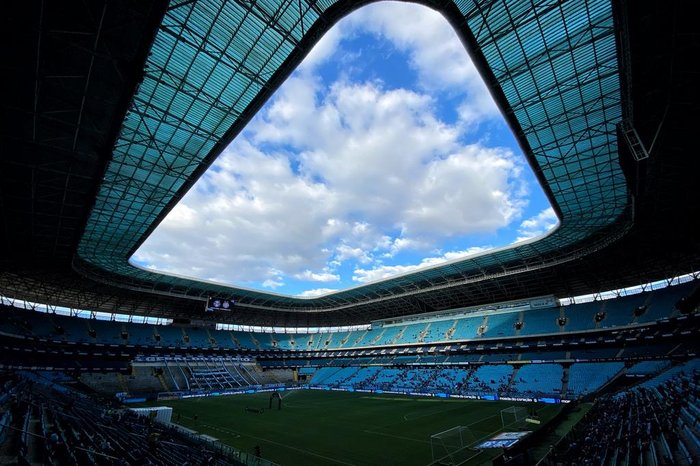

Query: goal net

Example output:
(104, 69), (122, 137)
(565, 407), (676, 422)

(500, 406), (528, 428)
(429, 426), (477, 465)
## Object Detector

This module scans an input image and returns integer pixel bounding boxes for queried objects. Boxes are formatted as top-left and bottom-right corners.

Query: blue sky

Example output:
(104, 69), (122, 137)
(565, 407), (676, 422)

(131, 3), (557, 297)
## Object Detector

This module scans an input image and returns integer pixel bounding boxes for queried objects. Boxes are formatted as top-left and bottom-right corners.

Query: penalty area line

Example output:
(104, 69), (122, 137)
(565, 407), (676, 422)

(363, 429), (431, 445)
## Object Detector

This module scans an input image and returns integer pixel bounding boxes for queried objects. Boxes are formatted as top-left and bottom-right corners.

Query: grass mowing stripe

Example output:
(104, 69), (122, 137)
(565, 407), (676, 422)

(183, 417), (349, 466)
(402, 402), (475, 421)
(209, 426), (355, 466)
(142, 391), (562, 466)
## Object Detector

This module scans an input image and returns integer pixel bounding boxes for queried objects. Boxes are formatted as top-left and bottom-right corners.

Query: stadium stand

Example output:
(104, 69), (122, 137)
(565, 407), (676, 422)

(549, 360), (700, 466)
(189, 367), (239, 391)
(567, 362), (625, 398)
(1, 280), (695, 354)
(0, 292), (697, 464)
(0, 372), (242, 465)
(156, 326), (186, 347)
(483, 313), (520, 338)
(184, 327), (214, 348)
(126, 322), (156, 346)
(1, 0), (699, 464)
(520, 309), (561, 336)
(509, 364), (564, 397)
(451, 316), (482, 341)
(562, 301), (600, 332)
(601, 292), (651, 327)
(464, 365), (513, 394)
(627, 360), (672, 376)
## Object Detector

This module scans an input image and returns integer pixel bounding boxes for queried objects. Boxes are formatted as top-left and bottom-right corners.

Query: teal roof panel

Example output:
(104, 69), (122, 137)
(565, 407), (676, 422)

(76, 0), (630, 311)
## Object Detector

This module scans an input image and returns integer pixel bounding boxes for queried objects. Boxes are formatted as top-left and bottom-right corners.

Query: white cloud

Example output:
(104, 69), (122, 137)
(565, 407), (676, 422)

(400, 146), (525, 237)
(515, 207), (559, 243)
(346, 3), (499, 124)
(296, 3), (500, 126)
(348, 4), (476, 88)
(385, 237), (433, 257)
(262, 278), (284, 289)
(132, 138), (336, 285)
(135, 74), (527, 289)
(294, 270), (340, 283)
(353, 246), (491, 283)
(132, 3), (541, 295)
(298, 24), (346, 73)
(442, 247), (490, 260)
(256, 77), (524, 238)
(335, 244), (373, 265)
(297, 288), (338, 298)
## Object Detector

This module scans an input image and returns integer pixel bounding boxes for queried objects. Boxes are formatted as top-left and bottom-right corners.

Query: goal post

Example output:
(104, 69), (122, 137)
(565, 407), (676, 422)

(500, 406), (528, 428)
(429, 425), (477, 465)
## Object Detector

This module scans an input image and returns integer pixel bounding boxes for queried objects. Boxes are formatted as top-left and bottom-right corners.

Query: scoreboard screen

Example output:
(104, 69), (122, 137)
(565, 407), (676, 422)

(206, 297), (234, 311)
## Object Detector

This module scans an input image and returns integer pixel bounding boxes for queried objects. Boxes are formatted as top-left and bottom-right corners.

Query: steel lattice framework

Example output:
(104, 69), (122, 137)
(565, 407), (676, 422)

(3, 0), (698, 324)
(74, 0), (629, 311)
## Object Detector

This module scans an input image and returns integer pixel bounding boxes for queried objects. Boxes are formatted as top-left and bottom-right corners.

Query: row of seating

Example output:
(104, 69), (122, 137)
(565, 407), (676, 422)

(260, 342), (681, 370)
(76, 358), (268, 396)
(307, 361), (633, 398)
(1, 280), (694, 351)
(0, 372), (243, 465)
(553, 359), (700, 465)
(567, 362), (625, 397)
(510, 364), (563, 396)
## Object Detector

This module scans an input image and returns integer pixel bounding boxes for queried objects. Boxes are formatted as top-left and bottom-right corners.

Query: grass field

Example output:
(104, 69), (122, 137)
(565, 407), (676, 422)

(149, 390), (561, 466)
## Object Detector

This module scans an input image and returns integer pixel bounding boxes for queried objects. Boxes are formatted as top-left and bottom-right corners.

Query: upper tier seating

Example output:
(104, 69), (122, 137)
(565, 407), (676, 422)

(126, 321), (155, 345)
(1, 279), (695, 351)
(519, 309), (561, 336)
(483, 313), (519, 338)
(563, 301), (600, 331)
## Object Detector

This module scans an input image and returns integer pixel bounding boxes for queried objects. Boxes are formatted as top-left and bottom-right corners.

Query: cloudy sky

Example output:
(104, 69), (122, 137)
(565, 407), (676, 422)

(131, 2), (558, 297)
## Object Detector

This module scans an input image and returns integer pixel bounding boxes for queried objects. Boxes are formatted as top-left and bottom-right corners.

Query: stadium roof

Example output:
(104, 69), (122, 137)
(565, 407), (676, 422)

(1, 0), (698, 325)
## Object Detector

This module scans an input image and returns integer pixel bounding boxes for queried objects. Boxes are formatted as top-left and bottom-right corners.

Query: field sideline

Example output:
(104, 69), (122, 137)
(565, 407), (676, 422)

(148, 390), (561, 466)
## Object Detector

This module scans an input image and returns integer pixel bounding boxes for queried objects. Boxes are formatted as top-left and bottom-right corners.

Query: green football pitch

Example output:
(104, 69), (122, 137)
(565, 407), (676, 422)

(151, 390), (561, 466)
